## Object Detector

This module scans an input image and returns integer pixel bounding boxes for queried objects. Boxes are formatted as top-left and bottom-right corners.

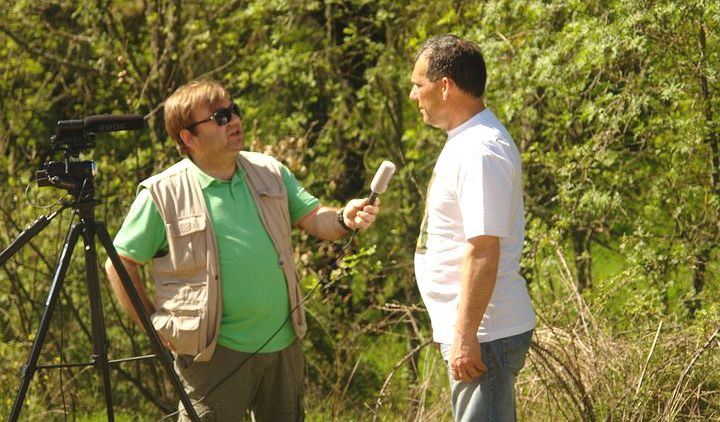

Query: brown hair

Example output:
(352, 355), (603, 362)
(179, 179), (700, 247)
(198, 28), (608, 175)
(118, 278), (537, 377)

(415, 35), (487, 98)
(163, 80), (230, 155)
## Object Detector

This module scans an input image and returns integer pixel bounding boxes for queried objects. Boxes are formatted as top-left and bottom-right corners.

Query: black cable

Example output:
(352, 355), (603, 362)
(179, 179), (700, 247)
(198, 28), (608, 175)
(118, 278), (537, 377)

(58, 179), (89, 420)
(59, 281), (68, 422)
(54, 202), (78, 421)
(158, 230), (357, 421)
(56, 177), (88, 420)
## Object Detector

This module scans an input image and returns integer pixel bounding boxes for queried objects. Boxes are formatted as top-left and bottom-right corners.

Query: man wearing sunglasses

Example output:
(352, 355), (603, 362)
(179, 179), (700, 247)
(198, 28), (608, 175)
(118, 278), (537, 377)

(105, 80), (379, 421)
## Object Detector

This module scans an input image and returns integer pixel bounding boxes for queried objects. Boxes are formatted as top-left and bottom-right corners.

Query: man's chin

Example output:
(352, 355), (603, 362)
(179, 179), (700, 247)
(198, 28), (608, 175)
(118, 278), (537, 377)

(423, 117), (441, 129)
(230, 138), (244, 150)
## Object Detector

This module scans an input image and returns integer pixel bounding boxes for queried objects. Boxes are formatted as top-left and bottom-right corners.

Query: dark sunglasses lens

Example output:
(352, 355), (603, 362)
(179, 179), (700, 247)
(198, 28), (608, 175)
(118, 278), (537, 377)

(214, 108), (233, 126)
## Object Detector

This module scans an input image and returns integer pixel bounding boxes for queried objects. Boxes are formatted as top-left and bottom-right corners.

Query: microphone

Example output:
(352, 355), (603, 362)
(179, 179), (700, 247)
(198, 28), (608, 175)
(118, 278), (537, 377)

(83, 114), (145, 133)
(368, 160), (396, 205)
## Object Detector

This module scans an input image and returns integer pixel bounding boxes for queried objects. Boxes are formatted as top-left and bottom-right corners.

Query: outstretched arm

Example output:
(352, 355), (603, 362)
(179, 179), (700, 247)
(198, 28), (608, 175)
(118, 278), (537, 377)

(297, 198), (379, 241)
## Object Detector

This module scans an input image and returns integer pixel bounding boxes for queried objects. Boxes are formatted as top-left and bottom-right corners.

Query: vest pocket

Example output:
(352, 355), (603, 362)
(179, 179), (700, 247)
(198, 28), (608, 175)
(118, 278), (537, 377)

(165, 214), (207, 271)
(153, 281), (207, 357)
(257, 183), (285, 196)
(152, 311), (203, 356)
(257, 184), (290, 229)
(257, 184), (287, 205)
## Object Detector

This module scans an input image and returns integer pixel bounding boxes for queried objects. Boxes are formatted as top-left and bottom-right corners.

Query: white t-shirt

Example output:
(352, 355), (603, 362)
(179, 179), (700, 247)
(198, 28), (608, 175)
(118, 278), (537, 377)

(414, 109), (535, 345)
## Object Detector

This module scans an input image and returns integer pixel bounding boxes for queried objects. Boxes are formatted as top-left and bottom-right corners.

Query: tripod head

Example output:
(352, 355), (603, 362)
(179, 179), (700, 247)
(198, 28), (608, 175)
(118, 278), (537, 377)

(35, 114), (144, 199)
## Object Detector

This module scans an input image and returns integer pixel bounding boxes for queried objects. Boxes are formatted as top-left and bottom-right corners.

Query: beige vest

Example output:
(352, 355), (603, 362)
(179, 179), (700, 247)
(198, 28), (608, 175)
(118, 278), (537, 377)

(141, 152), (307, 362)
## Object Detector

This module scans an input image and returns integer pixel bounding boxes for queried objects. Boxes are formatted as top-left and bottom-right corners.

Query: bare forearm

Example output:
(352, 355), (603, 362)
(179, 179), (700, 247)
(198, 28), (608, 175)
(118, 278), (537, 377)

(298, 199), (379, 241)
(455, 236), (499, 340)
(448, 236), (499, 381)
(299, 206), (347, 241)
(104, 257), (155, 328)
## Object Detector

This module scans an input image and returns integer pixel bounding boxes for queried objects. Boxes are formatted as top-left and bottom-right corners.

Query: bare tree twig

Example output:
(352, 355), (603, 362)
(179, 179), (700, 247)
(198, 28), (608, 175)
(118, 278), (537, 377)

(635, 320), (662, 395)
(371, 338), (432, 421)
(666, 327), (720, 421)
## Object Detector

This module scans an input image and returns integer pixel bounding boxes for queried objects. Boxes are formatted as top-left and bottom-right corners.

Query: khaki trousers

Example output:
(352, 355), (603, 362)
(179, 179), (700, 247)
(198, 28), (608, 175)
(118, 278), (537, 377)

(176, 340), (304, 421)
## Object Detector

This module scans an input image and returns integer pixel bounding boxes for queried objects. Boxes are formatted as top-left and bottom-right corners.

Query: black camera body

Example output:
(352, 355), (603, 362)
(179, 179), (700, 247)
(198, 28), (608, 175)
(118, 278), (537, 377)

(35, 160), (97, 197)
(36, 114), (143, 195)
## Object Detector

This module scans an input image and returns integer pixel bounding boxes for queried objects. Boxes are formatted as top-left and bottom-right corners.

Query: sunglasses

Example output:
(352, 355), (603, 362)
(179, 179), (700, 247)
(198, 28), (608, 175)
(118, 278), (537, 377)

(185, 103), (241, 130)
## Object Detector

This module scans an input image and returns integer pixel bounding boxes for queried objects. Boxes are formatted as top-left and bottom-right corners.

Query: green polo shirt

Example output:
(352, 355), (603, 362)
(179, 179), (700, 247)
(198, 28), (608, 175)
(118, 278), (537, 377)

(113, 159), (319, 353)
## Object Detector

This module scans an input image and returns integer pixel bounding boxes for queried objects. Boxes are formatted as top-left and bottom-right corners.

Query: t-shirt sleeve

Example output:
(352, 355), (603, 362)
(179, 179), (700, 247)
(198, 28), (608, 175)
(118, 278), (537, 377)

(113, 188), (169, 263)
(280, 165), (320, 225)
(457, 148), (515, 240)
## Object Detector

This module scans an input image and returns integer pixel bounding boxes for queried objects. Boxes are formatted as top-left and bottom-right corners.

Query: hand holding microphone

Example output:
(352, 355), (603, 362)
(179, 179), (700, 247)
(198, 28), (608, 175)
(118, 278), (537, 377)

(340, 160), (396, 232)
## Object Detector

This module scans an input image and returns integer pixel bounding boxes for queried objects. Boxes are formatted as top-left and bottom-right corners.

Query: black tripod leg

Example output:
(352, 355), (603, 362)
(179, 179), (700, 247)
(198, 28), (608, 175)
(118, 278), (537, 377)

(81, 223), (115, 421)
(94, 222), (201, 422)
(10, 223), (82, 422)
(0, 212), (56, 266)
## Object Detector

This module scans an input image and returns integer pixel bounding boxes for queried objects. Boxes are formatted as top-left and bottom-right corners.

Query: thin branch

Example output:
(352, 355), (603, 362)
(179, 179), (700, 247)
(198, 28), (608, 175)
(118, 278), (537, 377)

(635, 320), (662, 395)
(371, 338), (432, 421)
(666, 327), (720, 421)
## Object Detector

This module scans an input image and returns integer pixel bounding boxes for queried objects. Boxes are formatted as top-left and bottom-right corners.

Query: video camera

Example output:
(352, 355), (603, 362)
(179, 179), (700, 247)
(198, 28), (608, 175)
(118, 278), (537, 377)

(35, 114), (144, 196)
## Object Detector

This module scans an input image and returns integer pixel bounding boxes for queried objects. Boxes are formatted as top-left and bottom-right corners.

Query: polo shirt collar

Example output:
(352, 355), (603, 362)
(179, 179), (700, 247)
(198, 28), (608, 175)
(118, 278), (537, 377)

(185, 157), (246, 189)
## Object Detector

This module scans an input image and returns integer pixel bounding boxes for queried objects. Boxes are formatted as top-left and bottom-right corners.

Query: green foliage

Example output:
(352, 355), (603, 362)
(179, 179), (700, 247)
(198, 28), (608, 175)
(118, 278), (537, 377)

(0, 0), (718, 420)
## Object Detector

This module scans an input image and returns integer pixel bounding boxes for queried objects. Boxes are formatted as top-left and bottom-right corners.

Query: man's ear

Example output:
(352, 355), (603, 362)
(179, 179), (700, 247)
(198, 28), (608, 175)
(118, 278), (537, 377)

(179, 128), (196, 152)
(441, 77), (454, 100)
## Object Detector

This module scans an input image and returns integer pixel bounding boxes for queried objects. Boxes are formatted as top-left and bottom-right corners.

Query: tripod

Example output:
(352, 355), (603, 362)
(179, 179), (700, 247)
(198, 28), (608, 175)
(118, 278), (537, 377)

(1, 160), (200, 421)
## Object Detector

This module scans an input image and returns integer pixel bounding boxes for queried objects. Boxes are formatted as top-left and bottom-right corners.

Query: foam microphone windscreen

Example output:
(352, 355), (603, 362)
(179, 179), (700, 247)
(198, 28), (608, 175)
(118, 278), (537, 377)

(368, 161), (396, 205)
(370, 161), (396, 194)
(83, 114), (145, 133)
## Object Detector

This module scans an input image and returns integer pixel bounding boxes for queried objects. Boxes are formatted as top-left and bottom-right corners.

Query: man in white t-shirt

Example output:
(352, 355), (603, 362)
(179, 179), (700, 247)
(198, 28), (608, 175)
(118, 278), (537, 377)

(410, 35), (536, 421)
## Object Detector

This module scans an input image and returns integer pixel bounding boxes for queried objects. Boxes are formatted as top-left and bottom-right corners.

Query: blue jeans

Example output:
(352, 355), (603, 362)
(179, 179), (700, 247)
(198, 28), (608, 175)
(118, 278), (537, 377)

(440, 330), (533, 422)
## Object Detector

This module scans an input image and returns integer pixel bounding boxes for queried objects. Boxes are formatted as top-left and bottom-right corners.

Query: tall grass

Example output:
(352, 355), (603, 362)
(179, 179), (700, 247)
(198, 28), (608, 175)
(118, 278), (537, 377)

(2, 223), (717, 420)
(304, 244), (720, 421)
